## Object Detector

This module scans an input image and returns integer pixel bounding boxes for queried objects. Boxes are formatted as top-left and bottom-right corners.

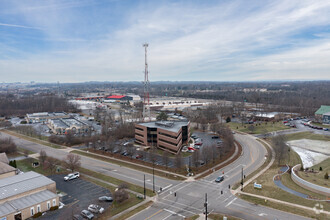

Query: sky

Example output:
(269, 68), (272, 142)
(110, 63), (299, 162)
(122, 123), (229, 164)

(1, 0), (330, 83)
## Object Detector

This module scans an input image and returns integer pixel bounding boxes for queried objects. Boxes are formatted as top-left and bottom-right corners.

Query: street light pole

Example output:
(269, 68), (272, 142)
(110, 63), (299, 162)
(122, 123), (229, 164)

(241, 166), (244, 191)
(204, 193), (208, 220)
(153, 162), (155, 193)
(144, 174), (146, 199)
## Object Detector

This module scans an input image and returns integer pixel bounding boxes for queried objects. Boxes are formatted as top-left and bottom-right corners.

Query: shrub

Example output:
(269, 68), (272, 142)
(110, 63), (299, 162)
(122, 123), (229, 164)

(33, 212), (42, 218)
(325, 172), (329, 180)
(49, 206), (59, 211)
(319, 167), (323, 171)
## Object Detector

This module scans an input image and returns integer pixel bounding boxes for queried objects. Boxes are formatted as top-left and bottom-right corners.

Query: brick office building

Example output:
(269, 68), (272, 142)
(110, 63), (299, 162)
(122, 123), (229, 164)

(135, 121), (190, 154)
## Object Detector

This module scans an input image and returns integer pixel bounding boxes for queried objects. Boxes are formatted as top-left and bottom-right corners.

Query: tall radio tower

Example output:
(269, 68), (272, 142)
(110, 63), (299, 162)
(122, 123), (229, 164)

(142, 43), (151, 121)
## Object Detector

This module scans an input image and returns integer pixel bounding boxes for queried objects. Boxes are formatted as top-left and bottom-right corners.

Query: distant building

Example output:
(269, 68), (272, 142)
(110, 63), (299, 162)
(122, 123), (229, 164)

(48, 118), (89, 135)
(315, 105), (330, 123)
(25, 112), (70, 123)
(0, 153), (16, 180)
(135, 121), (190, 154)
(104, 95), (133, 103)
(0, 171), (59, 220)
(323, 112), (330, 124)
(75, 96), (104, 101)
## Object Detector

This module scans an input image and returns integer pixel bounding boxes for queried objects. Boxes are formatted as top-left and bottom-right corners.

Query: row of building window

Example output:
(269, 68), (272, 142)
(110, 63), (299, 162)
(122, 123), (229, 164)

(30, 199), (56, 216)
(158, 138), (179, 147)
(158, 132), (181, 139)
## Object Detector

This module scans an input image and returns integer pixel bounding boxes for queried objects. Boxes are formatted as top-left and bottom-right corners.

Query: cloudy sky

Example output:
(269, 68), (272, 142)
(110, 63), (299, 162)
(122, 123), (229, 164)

(1, 0), (330, 83)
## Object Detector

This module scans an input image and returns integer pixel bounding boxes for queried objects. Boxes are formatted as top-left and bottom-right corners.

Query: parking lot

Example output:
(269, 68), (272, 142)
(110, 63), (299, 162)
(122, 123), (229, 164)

(41, 174), (112, 220)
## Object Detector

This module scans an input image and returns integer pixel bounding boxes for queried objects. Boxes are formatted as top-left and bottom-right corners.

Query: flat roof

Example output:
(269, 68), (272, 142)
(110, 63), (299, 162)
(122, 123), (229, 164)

(0, 190), (57, 217)
(50, 118), (87, 128)
(138, 121), (189, 133)
(26, 112), (67, 118)
(0, 171), (55, 200)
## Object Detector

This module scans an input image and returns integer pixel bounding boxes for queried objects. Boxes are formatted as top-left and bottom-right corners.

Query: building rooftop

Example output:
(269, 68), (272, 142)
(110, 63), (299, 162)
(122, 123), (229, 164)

(0, 153), (9, 165)
(106, 95), (125, 99)
(315, 105), (330, 115)
(0, 190), (57, 216)
(138, 121), (189, 133)
(26, 112), (67, 118)
(50, 118), (87, 128)
(0, 171), (55, 200)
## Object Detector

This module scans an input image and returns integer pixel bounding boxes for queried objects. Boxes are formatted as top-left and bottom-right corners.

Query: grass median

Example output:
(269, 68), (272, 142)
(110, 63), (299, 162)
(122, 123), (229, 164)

(238, 194), (327, 220)
(71, 150), (186, 181)
(113, 201), (153, 220)
(285, 131), (330, 141)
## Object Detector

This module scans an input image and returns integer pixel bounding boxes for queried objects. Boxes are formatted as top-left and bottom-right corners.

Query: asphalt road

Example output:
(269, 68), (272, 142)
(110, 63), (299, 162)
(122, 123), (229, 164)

(0, 131), (313, 219)
(130, 133), (312, 220)
(0, 131), (179, 191)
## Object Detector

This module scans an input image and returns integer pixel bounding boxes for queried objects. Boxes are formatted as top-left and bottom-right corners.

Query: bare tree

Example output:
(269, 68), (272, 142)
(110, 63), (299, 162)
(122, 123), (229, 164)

(162, 151), (170, 169)
(271, 135), (288, 165)
(39, 150), (47, 167)
(44, 157), (59, 174)
(174, 153), (182, 169)
(192, 150), (200, 168)
(63, 154), (81, 172)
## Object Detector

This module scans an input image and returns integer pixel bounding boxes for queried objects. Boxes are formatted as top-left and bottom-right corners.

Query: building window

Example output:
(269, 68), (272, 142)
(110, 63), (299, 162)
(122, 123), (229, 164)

(47, 201), (51, 210)
(31, 207), (35, 216)
(37, 205), (41, 213)
(53, 199), (56, 206)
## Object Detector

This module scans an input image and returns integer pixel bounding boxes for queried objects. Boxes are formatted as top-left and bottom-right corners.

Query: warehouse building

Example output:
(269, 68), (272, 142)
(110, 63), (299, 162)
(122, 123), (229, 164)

(25, 112), (69, 124)
(0, 153), (16, 180)
(135, 121), (190, 154)
(48, 118), (89, 135)
(0, 171), (59, 220)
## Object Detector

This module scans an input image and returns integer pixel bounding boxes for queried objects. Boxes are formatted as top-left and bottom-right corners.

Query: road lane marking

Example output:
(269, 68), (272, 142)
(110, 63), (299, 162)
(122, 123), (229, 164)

(144, 209), (163, 220)
(162, 184), (173, 191)
(160, 198), (203, 212)
(225, 198), (237, 207)
(164, 208), (186, 218)
(162, 214), (172, 220)
(163, 182), (192, 199)
(258, 213), (267, 216)
(157, 201), (197, 215)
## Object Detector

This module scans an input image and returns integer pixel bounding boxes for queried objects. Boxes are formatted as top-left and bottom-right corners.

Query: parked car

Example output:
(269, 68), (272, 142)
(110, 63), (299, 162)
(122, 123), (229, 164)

(195, 142), (203, 146)
(88, 204), (104, 214)
(211, 136), (219, 139)
(73, 214), (84, 220)
(64, 172), (80, 181)
(194, 145), (200, 149)
(99, 196), (113, 202)
(134, 154), (143, 159)
(181, 147), (188, 152)
(121, 151), (129, 156)
(323, 128), (329, 131)
(215, 175), (224, 183)
(81, 210), (94, 219)
(188, 146), (196, 151)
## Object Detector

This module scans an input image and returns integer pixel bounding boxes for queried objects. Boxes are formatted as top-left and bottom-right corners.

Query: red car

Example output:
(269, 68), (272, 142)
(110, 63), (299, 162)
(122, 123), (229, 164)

(188, 147), (196, 151)
(195, 142), (203, 145)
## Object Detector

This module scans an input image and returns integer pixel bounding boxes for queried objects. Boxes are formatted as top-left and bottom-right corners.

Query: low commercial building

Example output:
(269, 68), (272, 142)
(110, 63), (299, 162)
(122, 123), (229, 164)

(135, 121), (190, 154)
(323, 112), (330, 124)
(25, 112), (69, 123)
(104, 95), (133, 103)
(0, 171), (59, 220)
(48, 118), (89, 135)
(315, 105), (330, 123)
(0, 153), (16, 180)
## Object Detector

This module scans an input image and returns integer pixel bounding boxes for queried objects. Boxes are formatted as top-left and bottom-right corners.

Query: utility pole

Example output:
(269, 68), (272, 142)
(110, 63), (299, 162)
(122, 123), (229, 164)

(144, 174), (146, 199)
(151, 135), (155, 193)
(204, 193), (208, 220)
(241, 166), (244, 191)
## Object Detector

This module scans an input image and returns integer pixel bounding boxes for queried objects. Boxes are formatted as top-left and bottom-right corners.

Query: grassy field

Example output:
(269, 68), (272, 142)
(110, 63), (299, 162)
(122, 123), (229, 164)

(113, 201), (153, 220)
(16, 158), (67, 176)
(285, 131), (330, 141)
(227, 121), (290, 134)
(81, 176), (145, 220)
(298, 158), (330, 188)
(238, 194), (328, 220)
(79, 167), (155, 197)
(71, 150), (186, 181)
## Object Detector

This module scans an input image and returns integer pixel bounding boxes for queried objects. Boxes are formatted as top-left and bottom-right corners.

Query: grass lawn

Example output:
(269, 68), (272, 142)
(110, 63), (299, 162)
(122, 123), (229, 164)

(17, 147), (35, 155)
(227, 121), (290, 134)
(16, 158), (66, 176)
(238, 194), (328, 220)
(285, 131), (330, 141)
(114, 201), (153, 220)
(298, 158), (330, 188)
(79, 167), (155, 197)
(208, 213), (241, 220)
(71, 150), (186, 181)
(7, 151), (23, 159)
(184, 215), (200, 220)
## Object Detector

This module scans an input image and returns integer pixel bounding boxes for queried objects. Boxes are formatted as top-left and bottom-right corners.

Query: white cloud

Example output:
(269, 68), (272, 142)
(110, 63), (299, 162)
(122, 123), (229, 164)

(1, 0), (330, 82)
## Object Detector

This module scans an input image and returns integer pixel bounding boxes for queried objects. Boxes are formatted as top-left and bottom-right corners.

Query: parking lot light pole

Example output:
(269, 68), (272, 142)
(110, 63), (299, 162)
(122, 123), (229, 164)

(153, 162), (155, 193)
(241, 166), (244, 191)
(204, 193), (208, 220)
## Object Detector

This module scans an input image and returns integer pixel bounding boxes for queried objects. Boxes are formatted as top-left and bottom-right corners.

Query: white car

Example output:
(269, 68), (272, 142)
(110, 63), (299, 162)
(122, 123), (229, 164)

(88, 204), (104, 213)
(64, 172), (80, 181)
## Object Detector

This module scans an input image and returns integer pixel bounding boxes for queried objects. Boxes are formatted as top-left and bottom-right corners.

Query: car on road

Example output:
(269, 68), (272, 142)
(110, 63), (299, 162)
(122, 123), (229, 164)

(64, 172), (80, 181)
(215, 175), (224, 183)
(99, 196), (113, 202)
(88, 204), (104, 214)
(81, 210), (94, 219)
